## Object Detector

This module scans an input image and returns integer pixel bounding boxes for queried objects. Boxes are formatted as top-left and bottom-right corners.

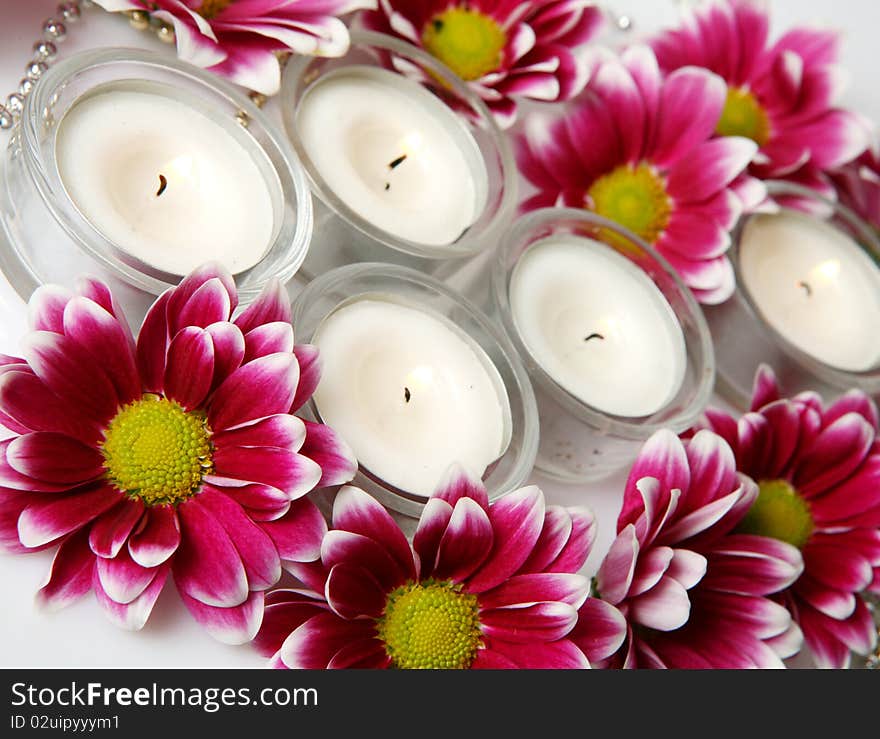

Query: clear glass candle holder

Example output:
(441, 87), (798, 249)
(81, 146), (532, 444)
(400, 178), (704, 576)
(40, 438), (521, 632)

(491, 208), (716, 483)
(704, 181), (880, 409)
(279, 30), (516, 282)
(0, 48), (312, 313)
(292, 262), (538, 521)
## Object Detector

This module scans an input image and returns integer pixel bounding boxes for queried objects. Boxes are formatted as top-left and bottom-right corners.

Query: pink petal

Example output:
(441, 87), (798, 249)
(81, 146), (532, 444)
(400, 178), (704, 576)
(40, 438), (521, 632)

(412, 497), (454, 577)
(88, 498), (145, 559)
(661, 488), (744, 543)
(546, 506), (597, 573)
(331, 486), (415, 579)
(681, 428), (740, 514)
(173, 497), (249, 607)
(243, 322), (294, 363)
(432, 497), (494, 582)
(234, 279), (291, 334)
(795, 413), (874, 497)
(94, 564), (168, 631)
(628, 576), (692, 631)
(823, 390), (879, 430)
(211, 446), (321, 499)
(35, 528), (95, 610)
(595, 524), (639, 605)
(163, 327), (214, 410)
(6, 432), (104, 484)
(278, 612), (376, 669)
(327, 639), (391, 669)
(321, 530), (408, 592)
(570, 598), (628, 664)
(803, 542), (872, 593)
(620, 430), (689, 533)
(168, 267), (236, 334)
(291, 344), (320, 412)
(254, 590), (327, 657)
(795, 575), (856, 620)
(136, 291), (171, 394)
(464, 486), (545, 593)
(666, 548), (708, 590)
(151, 8), (226, 69)
(480, 572), (589, 610)
(470, 648), (519, 669)
(590, 56), (646, 162)
(205, 321), (245, 390)
(667, 137), (757, 203)
(298, 420), (357, 487)
(75, 275), (134, 345)
(127, 504), (180, 568)
(520, 506), (572, 574)
(628, 545), (674, 598)
(180, 589), (265, 645)
(480, 601), (578, 643)
(488, 638), (590, 669)
(96, 547), (159, 604)
(208, 353), (300, 431)
(260, 498), (327, 562)
(28, 284), (73, 333)
(432, 463), (490, 510)
(324, 562), (387, 620)
(213, 414), (306, 453)
(18, 485), (122, 548)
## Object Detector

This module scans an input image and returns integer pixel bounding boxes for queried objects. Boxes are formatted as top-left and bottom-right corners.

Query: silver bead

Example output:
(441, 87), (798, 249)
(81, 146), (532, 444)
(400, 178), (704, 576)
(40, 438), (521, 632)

(156, 24), (175, 44)
(616, 14), (633, 31)
(25, 61), (48, 82)
(0, 107), (13, 130)
(6, 94), (24, 116)
(128, 10), (150, 31)
(58, 2), (82, 22)
(33, 41), (58, 62)
(42, 19), (67, 42)
(18, 78), (35, 97)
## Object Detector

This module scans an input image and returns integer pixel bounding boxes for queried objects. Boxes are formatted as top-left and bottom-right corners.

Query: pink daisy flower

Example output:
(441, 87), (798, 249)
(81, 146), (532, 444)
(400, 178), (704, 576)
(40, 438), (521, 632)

(0, 264), (356, 643)
(517, 45), (757, 304)
(592, 429), (804, 668)
(94, 0), (375, 95)
(255, 469), (626, 668)
(831, 146), (880, 232)
(651, 0), (868, 202)
(701, 366), (880, 668)
(361, 0), (605, 127)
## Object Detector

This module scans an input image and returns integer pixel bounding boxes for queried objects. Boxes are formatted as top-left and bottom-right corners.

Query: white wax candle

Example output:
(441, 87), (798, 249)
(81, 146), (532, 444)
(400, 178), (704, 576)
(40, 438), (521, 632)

(739, 211), (880, 372)
(509, 237), (687, 417)
(56, 85), (280, 276)
(295, 66), (488, 246)
(312, 296), (511, 497)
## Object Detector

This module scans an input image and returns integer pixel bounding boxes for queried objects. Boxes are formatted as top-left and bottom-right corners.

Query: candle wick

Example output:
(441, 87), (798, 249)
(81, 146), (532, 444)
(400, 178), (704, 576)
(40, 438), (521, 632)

(404, 387), (411, 403)
(388, 154), (407, 170)
(384, 182), (391, 191)
(156, 174), (168, 197)
(797, 280), (812, 297)
(584, 333), (605, 343)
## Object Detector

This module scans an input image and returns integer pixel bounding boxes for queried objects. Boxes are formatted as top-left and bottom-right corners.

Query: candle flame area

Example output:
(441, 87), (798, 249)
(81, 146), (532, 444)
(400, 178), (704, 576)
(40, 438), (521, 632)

(405, 365), (435, 393)
(813, 259), (841, 282)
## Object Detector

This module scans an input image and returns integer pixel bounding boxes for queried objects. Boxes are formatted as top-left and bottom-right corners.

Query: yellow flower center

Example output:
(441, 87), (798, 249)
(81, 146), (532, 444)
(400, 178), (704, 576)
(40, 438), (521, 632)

(737, 479), (814, 549)
(197, 0), (232, 19)
(377, 580), (483, 669)
(716, 87), (771, 147)
(101, 395), (213, 506)
(422, 7), (507, 81)
(587, 163), (672, 245)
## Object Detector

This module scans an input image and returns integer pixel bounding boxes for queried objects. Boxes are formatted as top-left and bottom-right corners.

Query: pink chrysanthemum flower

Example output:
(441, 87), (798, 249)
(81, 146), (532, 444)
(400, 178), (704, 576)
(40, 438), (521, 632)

(701, 366), (880, 668)
(651, 0), (868, 203)
(95, 0), (375, 95)
(0, 264), (356, 643)
(255, 469), (626, 668)
(517, 45), (757, 304)
(831, 146), (880, 232)
(361, 0), (605, 127)
(593, 429), (804, 668)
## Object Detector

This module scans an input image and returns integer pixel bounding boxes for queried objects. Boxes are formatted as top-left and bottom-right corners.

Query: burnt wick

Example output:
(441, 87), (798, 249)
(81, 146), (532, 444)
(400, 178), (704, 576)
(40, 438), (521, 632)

(583, 333), (605, 343)
(384, 182), (391, 191)
(404, 387), (412, 403)
(798, 280), (813, 297)
(388, 154), (408, 170)
(156, 174), (168, 197)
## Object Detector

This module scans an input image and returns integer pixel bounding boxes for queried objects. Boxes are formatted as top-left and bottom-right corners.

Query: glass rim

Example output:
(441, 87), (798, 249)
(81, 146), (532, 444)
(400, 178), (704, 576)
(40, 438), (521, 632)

(279, 28), (517, 261)
(729, 179), (880, 390)
(18, 47), (313, 299)
(291, 261), (539, 518)
(492, 206), (716, 440)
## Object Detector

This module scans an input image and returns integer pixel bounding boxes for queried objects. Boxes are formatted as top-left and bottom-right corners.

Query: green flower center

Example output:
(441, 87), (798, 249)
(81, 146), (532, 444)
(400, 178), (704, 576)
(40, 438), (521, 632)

(716, 87), (770, 146)
(587, 163), (672, 245)
(101, 395), (213, 506)
(422, 7), (507, 81)
(197, 0), (232, 19)
(737, 479), (814, 549)
(377, 580), (483, 669)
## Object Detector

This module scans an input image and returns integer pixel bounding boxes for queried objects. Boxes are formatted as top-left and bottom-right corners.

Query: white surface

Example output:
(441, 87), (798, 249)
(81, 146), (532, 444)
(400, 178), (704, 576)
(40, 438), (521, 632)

(0, 0), (873, 667)
(297, 64), (487, 245)
(312, 296), (511, 498)
(57, 86), (279, 276)
(510, 235), (686, 417)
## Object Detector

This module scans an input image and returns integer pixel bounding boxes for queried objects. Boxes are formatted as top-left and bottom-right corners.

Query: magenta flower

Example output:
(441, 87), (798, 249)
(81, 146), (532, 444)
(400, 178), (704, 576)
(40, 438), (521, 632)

(94, 0), (375, 95)
(517, 45), (758, 304)
(592, 429), (804, 668)
(831, 147), (880, 232)
(701, 366), (880, 668)
(255, 469), (626, 668)
(651, 0), (868, 202)
(361, 0), (605, 127)
(0, 264), (356, 643)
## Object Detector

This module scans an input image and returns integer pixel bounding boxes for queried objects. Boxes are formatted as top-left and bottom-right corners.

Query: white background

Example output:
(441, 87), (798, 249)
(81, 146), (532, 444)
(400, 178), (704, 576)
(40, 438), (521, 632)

(0, 0), (875, 667)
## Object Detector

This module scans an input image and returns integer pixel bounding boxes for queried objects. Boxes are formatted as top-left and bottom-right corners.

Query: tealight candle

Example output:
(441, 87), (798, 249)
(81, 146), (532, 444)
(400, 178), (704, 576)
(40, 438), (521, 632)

(312, 295), (512, 498)
(55, 85), (280, 276)
(738, 211), (880, 372)
(509, 236), (687, 417)
(295, 65), (487, 246)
